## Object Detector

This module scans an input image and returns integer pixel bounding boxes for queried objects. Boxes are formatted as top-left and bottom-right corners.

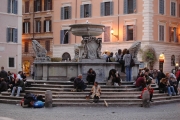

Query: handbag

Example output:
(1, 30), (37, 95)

(130, 56), (135, 67)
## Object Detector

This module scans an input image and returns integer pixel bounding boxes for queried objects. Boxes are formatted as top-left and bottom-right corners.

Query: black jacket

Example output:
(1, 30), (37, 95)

(0, 70), (8, 79)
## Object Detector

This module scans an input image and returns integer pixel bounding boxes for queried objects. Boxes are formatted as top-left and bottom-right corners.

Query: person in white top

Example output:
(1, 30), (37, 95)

(17, 71), (23, 81)
(89, 82), (101, 103)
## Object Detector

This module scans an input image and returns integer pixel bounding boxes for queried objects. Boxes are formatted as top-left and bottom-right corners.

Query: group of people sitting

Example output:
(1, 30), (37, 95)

(135, 67), (180, 103)
(0, 66), (26, 97)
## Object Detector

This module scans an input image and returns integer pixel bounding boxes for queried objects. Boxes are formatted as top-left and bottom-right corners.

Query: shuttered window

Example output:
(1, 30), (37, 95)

(171, 2), (176, 16)
(100, 2), (113, 16)
(36, 21), (41, 33)
(44, 20), (51, 32)
(9, 57), (15, 67)
(23, 22), (30, 34)
(80, 4), (92, 18)
(60, 30), (70, 44)
(44, 0), (52, 11)
(25, 1), (29, 13)
(24, 42), (29, 53)
(6, 28), (18, 43)
(124, 0), (136, 14)
(61, 6), (71, 20)
(45, 41), (50, 52)
(123, 25), (136, 41)
(159, 0), (164, 14)
(7, 0), (18, 14)
(34, 0), (41, 12)
(104, 26), (110, 42)
(159, 25), (164, 41)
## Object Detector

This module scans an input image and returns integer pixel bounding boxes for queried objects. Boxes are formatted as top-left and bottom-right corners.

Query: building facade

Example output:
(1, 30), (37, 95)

(22, 0), (53, 75)
(0, 0), (22, 73)
(53, 0), (180, 73)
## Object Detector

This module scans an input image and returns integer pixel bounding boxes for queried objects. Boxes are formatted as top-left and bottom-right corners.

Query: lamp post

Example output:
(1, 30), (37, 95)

(159, 53), (165, 72)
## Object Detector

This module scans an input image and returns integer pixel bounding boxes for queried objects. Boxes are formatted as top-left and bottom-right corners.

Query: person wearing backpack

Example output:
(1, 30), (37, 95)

(176, 67), (180, 88)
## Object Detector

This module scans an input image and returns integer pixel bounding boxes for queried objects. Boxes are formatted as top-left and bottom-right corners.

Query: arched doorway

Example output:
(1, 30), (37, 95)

(62, 52), (71, 61)
(23, 61), (30, 76)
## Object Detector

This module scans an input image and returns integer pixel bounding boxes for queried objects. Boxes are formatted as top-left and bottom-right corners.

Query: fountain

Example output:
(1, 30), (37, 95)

(33, 22), (141, 82)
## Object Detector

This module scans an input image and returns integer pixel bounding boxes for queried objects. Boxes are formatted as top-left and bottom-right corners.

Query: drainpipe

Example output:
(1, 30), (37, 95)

(75, 0), (77, 43)
(118, 0), (119, 40)
(33, 0), (35, 40)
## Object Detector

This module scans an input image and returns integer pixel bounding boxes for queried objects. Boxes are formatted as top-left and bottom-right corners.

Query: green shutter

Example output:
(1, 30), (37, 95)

(60, 30), (64, 44)
(28, 22), (30, 33)
(159, 0), (164, 14)
(44, 0), (47, 11)
(13, 28), (18, 43)
(68, 6), (72, 19)
(14, 0), (18, 14)
(7, 0), (11, 13)
(133, 0), (136, 13)
(34, 0), (37, 12)
(49, 20), (51, 32)
(124, 0), (128, 14)
(89, 4), (92, 17)
(80, 5), (84, 18)
(176, 28), (179, 43)
(110, 2), (114, 15)
(61, 7), (64, 20)
(6, 28), (10, 42)
(100, 2), (105, 16)
(44, 20), (46, 32)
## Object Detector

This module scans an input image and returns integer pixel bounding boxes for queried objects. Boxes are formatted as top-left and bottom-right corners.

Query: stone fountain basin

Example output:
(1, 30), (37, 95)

(69, 24), (105, 36)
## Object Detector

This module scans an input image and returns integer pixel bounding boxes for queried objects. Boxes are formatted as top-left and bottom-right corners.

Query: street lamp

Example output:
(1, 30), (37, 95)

(111, 28), (118, 39)
(159, 53), (165, 72)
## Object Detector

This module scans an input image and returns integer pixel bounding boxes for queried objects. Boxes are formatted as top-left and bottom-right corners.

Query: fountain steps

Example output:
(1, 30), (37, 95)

(0, 81), (179, 107)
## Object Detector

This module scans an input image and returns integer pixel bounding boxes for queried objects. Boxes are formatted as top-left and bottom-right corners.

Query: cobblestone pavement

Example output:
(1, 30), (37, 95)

(0, 103), (180, 120)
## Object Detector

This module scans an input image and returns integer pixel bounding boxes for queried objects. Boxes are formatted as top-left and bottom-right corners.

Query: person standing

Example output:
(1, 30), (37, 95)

(176, 67), (180, 87)
(0, 66), (8, 80)
(123, 50), (132, 81)
(115, 49), (122, 62)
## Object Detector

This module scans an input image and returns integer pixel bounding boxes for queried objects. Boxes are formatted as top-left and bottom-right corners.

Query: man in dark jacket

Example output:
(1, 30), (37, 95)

(10, 78), (25, 97)
(0, 67), (8, 80)
(74, 74), (87, 92)
(86, 68), (96, 85)
(157, 70), (165, 86)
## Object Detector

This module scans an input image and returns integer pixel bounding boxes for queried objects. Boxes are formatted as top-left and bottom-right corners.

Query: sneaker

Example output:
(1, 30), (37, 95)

(15, 95), (19, 97)
(10, 94), (14, 97)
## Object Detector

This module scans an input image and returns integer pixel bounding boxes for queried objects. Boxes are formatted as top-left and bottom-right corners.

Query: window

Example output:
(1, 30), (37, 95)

(171, 2), (176, 16)
(104, 26), (110, 42)
(36, 21), (41, 33)
(60, 30), (70, 44)
(159, 0), (164, 14)
(7, 0), (18, 14)
(171, 55), (175, 66)
(34, 0), (41, 12)
(169, 27), (178, 42)
(25, 1), (29, 13)
(24, 42), (29, 53)
(23, 22), (30, 34)
(61, 6), (71, 20)
(9, 57), (15, 68)
(44, 20), (51, 32)
(124, 0), (136, 14)
(101, 2), (113, 16)
(44, 0), (52, 11)
(6, 28), (18, 43)
(159, 25), (165, 41)
(45, 40), (50, 52)
(123, 25), (136, 41)
(80, 4), (92, 18)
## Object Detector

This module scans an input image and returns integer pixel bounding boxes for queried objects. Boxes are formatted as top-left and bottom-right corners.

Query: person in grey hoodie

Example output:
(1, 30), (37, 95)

(123, 50), (132, 81)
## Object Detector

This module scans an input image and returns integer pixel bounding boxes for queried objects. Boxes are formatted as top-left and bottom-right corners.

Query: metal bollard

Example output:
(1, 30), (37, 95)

(45, 90), (52, 108)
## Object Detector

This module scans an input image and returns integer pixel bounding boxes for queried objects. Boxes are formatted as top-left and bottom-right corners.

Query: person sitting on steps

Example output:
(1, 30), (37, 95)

(136, 74), (146, 91)
(73, 74), (87, 92)
(108, 69), (121, 86)
(86, 68), (96, 85)
(10, 78), (25, 97)
(86, 82), (101, 103)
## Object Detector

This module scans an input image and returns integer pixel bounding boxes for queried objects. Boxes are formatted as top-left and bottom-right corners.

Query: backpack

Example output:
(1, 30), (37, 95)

(33, 101), (44, 108)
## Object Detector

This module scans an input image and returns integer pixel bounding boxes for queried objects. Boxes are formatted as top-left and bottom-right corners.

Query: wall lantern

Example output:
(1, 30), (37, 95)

(176, 63), (179, 67)
(159, 53), (165, 63)
(111, 28), (118, 39)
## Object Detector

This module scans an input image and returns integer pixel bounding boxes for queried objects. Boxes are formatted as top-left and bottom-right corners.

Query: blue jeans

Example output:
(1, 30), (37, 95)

(125, 66), (132, 81)
(11, 87), (22, 96)
(167, 86), (176, 96)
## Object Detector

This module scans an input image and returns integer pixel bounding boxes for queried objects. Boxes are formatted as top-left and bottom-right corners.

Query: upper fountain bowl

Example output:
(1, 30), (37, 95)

(69, 24), (105, 37)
